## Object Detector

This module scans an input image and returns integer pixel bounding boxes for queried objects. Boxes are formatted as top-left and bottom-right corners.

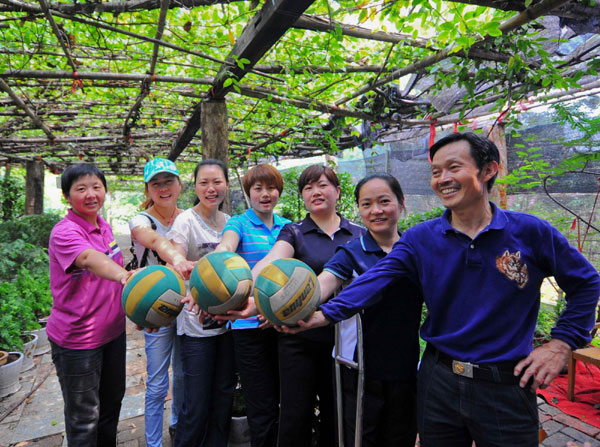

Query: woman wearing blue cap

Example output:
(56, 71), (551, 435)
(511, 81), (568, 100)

(128, 158), (195, 447)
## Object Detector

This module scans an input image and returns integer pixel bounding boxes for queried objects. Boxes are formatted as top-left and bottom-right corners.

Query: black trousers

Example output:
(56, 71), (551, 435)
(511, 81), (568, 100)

(340, 367), (417, 447)
(232, 328), (279, 447)
(50, 332), (126, 447)
(277, 334), (335, 447)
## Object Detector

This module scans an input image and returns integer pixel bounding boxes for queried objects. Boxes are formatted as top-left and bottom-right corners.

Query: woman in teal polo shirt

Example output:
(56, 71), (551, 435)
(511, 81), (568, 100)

(214, 164), (290, 447)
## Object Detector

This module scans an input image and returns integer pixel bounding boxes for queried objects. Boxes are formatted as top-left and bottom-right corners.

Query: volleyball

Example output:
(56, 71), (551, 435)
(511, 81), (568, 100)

(121, 265), (185, 328)
(189, 251), (253, 314)
(254, 258), (321, 327)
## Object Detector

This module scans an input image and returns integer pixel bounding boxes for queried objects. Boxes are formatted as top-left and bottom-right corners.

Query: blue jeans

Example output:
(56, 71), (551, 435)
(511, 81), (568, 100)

(144, 324), (184, 447)
(50, 332), (126, 447)
(232, 328), (279, 447)
(417, 347), (539, 447)
(175, 332), (235, 447)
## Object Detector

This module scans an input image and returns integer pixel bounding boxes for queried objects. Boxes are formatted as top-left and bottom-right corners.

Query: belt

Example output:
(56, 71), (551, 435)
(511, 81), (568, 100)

(427, 345), (522, 385)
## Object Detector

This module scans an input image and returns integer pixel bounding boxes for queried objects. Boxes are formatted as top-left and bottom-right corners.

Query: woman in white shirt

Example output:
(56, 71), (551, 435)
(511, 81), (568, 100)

(167, 159), (234, 447)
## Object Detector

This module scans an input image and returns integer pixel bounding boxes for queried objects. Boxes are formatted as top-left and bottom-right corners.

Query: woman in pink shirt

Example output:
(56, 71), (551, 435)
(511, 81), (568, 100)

(48, 163), (133, 446)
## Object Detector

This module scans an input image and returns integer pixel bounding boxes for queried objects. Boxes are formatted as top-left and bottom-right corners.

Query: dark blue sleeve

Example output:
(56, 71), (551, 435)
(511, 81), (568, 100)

(323, 246), (354, 281)
(543, 223), (600, 348)
(320, 236), (416, 323)
(276, 222), (296, 246)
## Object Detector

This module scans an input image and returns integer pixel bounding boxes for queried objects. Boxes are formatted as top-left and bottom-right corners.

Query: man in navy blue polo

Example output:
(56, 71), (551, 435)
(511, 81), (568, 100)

(292, 132), (600, 446)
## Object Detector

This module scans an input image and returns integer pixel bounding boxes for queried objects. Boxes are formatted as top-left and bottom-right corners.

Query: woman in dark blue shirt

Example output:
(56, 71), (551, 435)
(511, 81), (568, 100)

(245, 164), (364, 447)
(317, 173), (423, 447)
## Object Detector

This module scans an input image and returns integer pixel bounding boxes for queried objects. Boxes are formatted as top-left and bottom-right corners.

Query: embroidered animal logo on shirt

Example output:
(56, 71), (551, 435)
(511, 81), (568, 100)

(496, 250), (528, 289)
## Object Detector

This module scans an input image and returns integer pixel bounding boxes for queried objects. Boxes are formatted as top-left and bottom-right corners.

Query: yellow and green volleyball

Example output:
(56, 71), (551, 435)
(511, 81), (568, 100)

(189, 251), (253, 315)
(121, 265), (185, 328)
(254, 258), (321, 327)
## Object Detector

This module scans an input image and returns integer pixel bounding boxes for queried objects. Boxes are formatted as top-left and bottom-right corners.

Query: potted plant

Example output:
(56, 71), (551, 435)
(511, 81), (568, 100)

(0, 280), (26, 397)
(0, 352), (24, 397)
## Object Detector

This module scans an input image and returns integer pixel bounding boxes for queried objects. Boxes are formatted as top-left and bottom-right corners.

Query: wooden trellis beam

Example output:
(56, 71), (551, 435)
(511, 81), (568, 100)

(253, 64), (392, 74)
(37, 0), (81, 89)
(293, 14), (511, 63)
(0, 77), (56, 142)
(0, 0), (283, 83)
(123, 0), (170, 140)
(211, 0), (316, 98)
(168, 0), (316, 161)
(0, 69), (214, 86)
(4, 0), (242, 15)
(0, 0), (593, 23)
(336, 0), (571, 107)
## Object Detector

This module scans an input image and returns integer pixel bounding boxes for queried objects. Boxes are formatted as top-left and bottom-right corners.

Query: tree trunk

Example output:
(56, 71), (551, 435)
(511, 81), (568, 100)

(25, 159), (44, 215)
(201, 99), (230, 213)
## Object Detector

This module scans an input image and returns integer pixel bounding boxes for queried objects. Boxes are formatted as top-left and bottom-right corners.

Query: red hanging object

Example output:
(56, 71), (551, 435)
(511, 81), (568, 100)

(248, 147), (252, 158)
(71, 71), (83, 93)
(453, 122), (458, 133)
(498, 107), (510, 124)
(79, 154), (83, 161)
(428, 117), (437, 163)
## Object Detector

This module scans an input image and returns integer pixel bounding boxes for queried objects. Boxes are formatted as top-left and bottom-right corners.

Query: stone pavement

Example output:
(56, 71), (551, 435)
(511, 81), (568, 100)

(0, 321), (173, 447)
(2, 320), (599, 446)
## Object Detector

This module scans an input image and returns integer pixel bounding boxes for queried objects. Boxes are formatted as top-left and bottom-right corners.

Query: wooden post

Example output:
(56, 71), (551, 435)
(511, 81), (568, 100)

(486, 124), (508, 209)
(201, 98), (230, 213)
(25, 159), (44, 215)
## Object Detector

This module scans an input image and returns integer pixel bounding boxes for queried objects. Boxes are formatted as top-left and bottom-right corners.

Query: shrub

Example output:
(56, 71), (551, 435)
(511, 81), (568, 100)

(0, 170), (25, 222)
(398, 207), (445, 233)
(0, 239), (49, 281)
(0, 213), (61, 248)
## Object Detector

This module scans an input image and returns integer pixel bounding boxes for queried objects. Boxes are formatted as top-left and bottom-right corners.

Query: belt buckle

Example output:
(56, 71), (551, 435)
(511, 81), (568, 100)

(452, 360), (474, 378)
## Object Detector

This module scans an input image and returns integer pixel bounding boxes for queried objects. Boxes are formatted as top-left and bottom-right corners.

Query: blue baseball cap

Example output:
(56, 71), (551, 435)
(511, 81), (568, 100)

(144, 158), (180, 183)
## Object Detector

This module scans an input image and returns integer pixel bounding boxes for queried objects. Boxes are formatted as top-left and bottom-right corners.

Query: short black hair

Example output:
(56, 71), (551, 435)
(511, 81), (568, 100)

(429, 132), (500, 192)
(61, 163), (107, 197)
(297, 164), (340, 194)
(354, 173), (405, 206)
(194, 159), (229, 183)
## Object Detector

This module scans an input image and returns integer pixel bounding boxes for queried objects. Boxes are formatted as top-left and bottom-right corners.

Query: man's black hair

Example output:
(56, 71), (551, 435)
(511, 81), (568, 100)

(429, 132), (500, 192)
(61, 163), (107, 197)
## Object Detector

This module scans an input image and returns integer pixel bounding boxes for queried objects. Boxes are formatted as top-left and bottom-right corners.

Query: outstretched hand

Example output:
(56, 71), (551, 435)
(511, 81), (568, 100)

(274, 311), (330, 334)
(171, 259), (196, 281)
(514, 338), (571, 391)
(119, 269), (137, 286)
(213, 296), (259, 322)
(180, 294), (200, 314)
